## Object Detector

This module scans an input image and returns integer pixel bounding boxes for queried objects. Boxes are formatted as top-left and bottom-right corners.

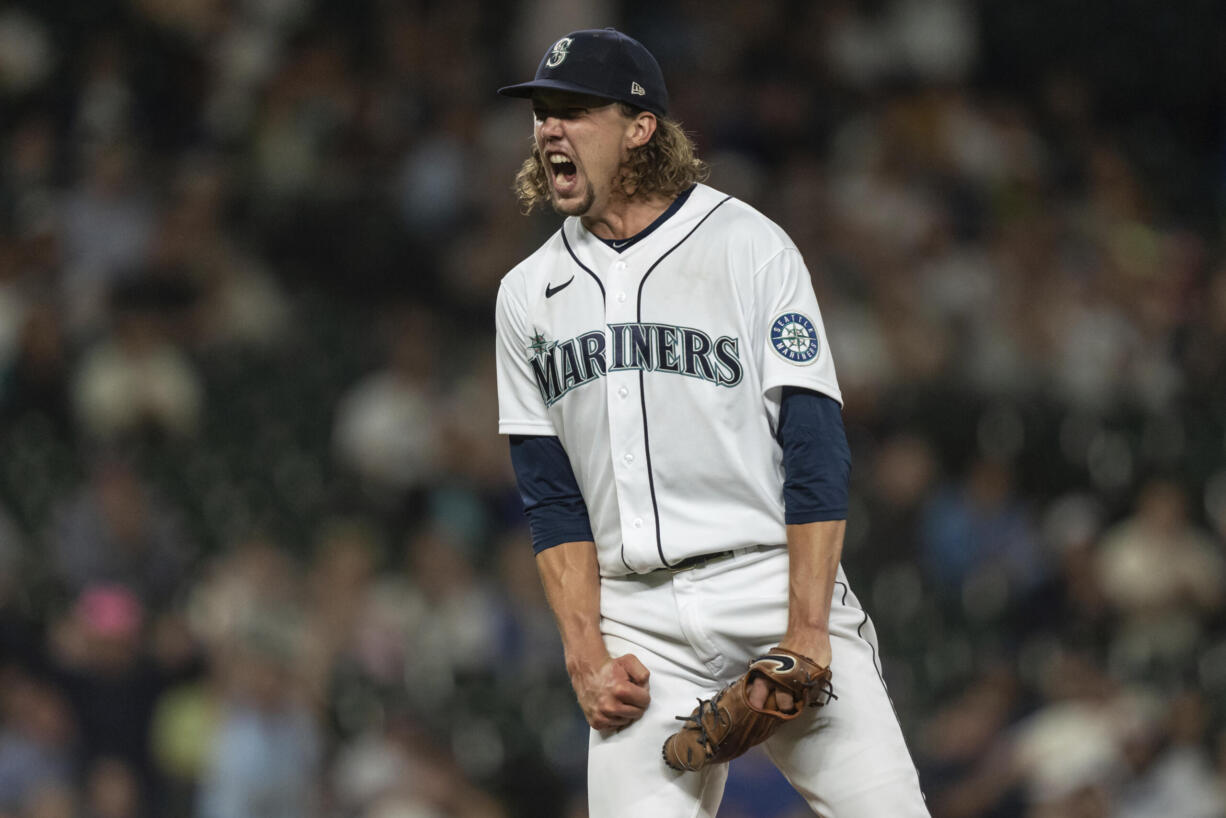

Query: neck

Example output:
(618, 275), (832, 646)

(581, 191), (675, 240)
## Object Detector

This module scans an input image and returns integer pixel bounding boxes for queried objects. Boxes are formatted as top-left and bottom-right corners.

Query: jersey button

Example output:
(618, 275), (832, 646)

(633, 518), (643, 528)
(618, 386), (629, 398)
(623, 453), (634, 463)
(615, 262), (626, 271)
(616, 291), (627, 302)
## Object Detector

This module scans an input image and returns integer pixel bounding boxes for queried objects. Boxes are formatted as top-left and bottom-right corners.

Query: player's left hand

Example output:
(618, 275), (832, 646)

(749, 634), (831, 712)
(662, 645), (834, 771)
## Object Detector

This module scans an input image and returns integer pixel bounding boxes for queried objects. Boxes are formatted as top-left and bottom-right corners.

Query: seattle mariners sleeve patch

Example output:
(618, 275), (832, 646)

(770, 312), (821, 365)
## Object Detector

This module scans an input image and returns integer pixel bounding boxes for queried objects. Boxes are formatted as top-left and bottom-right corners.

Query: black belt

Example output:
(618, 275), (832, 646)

(663, 544), (773, 572)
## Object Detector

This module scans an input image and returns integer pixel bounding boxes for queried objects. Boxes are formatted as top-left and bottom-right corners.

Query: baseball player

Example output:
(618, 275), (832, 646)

(494, 28), (929, 818)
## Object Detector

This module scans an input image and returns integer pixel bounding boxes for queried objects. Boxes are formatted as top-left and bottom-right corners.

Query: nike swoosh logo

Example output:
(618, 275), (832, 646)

(545, 276), (575, 298)
(753, 654), (795, 672)
(611, 239), (631, 249)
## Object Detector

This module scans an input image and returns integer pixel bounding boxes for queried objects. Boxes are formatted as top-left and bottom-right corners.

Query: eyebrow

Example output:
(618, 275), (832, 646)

(533, 96), (614, 111)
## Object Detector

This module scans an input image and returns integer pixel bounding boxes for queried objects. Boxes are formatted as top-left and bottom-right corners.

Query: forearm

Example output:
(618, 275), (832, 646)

(535, 539), (608, 674)
(536, 538), (652, 730)
(782, 519), (846, 665)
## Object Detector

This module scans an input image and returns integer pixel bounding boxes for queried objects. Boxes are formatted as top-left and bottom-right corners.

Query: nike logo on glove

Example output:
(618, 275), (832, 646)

(752, 654), (795, 672)
(545, 276), (574, 298)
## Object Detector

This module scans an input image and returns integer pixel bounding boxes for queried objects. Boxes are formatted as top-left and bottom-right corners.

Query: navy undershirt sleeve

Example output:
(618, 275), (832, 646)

(508, 435), (594, 553)
(778, 387), (851, 524)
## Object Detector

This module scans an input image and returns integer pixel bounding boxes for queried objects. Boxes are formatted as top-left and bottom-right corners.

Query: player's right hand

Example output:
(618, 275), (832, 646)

(571, 653), (651, 731)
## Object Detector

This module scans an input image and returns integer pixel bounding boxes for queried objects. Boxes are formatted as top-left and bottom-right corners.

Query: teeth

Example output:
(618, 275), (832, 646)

(549, 154), (570, 164)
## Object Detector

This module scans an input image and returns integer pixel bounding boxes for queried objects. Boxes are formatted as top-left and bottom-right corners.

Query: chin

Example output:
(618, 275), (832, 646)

(551, 187), (595, 217)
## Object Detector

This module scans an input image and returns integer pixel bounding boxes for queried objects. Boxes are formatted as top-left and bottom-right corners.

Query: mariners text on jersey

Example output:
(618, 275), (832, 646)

(529, 322), (744, 406)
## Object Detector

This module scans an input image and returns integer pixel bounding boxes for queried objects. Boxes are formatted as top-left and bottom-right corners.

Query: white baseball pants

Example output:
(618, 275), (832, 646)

(588, 546), (930, 818)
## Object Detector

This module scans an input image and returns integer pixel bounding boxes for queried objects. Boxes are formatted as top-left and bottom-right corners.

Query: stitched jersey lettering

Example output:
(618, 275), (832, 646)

(531, 323), (742, 406)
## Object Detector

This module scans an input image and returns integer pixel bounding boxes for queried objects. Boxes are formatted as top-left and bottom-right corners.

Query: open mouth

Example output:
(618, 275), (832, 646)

(548, 152), (578, 190)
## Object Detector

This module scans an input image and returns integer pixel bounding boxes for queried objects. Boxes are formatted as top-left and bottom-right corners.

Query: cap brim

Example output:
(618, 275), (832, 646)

(497, 79), (620, 102)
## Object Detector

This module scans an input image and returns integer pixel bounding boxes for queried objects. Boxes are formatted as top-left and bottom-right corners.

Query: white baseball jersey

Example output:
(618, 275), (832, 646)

(495, 183), (842, 576)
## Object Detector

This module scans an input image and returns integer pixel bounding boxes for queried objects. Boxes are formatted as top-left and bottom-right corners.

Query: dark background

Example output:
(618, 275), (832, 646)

(0, 1), (1224, 816)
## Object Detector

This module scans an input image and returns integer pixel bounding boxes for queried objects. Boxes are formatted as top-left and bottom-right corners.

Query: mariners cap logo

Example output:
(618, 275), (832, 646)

(770, 312), (820, 364)
(497, 29), (670, 119)
(546, 37), (572, 68)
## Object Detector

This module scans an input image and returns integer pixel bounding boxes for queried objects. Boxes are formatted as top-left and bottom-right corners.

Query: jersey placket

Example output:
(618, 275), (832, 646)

(602, 254), (656, 570)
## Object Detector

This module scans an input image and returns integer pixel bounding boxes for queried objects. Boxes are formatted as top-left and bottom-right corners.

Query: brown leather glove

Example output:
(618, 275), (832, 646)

(662, 647), (834, 772)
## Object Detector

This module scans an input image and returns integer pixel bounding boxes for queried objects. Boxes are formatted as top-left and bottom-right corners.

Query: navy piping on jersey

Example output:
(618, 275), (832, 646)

(596, 185), (695, 253)
(633, 195), (733, 569)
(561, 229), (605, 300)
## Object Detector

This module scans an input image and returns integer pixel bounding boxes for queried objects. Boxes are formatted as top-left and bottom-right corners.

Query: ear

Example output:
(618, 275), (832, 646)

(624, 111), (658, 150)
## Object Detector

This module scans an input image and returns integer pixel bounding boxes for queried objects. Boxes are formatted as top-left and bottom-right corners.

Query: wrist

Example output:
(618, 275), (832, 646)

(784, 618), (830, 643)
(564, 642), (610, 677)
(779, 631), (831, 665)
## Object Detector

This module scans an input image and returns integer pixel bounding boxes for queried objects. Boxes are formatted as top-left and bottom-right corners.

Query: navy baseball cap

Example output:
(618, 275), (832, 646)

(498, 28), (669, 118)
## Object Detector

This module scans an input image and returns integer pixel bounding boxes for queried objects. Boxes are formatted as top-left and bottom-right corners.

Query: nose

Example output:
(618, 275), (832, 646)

(537, 114), (564, 139)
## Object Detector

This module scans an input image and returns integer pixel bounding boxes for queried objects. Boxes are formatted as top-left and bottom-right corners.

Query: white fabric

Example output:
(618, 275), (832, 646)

(495, 184), (842, 576)
(590, 547), (929, 817)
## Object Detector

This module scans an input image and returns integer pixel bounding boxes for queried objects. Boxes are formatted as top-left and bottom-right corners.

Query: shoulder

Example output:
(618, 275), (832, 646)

(498, 227), (569, 297)
(689, 184), (796, 256)
(683, 184), (799, 276)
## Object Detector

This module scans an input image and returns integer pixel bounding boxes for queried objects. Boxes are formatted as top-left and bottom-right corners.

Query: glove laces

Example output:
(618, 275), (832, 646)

(674, 696), (727, 748)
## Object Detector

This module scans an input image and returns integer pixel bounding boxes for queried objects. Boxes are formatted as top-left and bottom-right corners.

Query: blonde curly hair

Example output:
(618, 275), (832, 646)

(514, 105), (709, 213)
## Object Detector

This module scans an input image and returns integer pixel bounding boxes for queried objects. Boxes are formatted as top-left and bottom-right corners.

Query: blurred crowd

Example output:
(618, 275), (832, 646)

(1, 1), (1225, 817)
